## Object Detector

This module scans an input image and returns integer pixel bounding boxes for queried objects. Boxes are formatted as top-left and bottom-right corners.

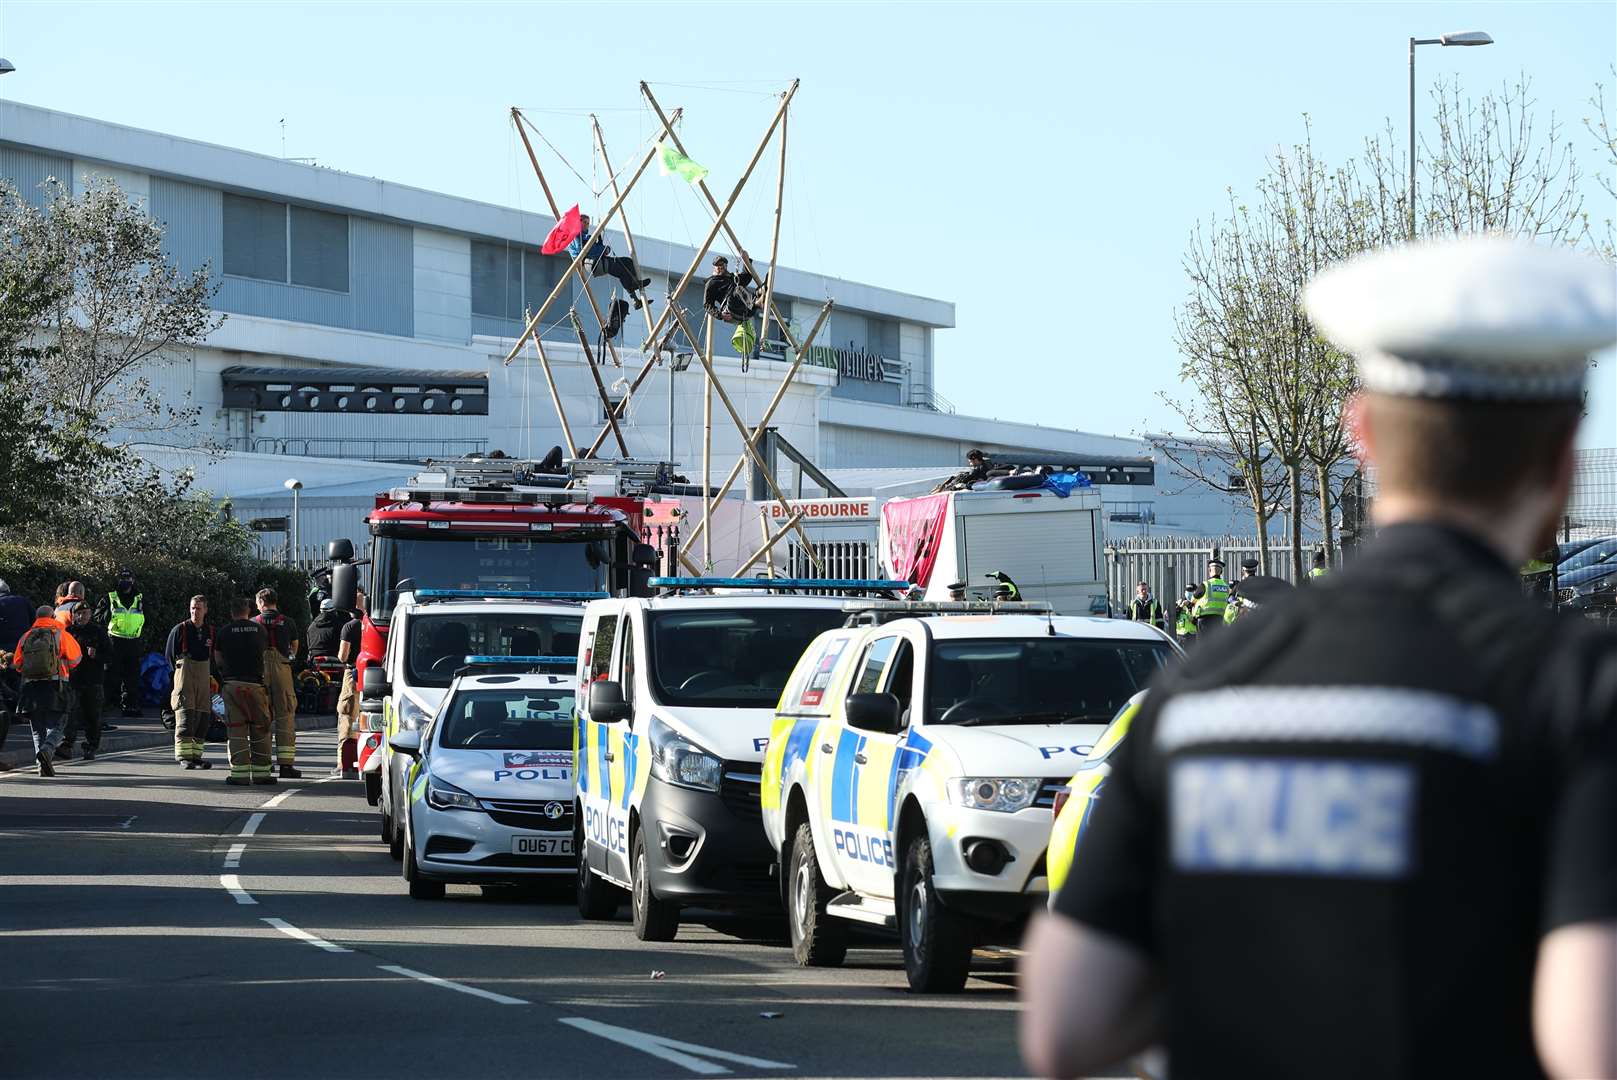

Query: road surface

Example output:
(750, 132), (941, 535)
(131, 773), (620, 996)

(0, 733), (1073, 1079)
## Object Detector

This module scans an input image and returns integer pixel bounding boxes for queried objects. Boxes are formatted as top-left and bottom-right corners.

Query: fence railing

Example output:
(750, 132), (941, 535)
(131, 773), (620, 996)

(246, 437), (488, 462)
(787, 540), (877, 586)
(1105, 536), (1336, 609)
(253, 540), (371, 571)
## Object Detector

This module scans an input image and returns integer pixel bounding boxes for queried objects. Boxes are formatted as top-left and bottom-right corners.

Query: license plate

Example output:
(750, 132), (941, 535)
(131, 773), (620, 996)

(512, 835), (571, 856)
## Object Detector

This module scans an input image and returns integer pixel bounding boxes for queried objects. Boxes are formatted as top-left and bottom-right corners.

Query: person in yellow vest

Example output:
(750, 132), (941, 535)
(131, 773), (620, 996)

(1192, 558), (1230, 636)
(1225, 558), (1261, 624)
(253, 588), (302, 779)
(99, 569), (147, 718)
(1309, 551), (1329, 579)
(1174, 586), (1198, 644)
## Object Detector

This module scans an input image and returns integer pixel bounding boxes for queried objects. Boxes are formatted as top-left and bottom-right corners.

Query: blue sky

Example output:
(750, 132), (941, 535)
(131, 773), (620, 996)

(2, 0), (1613, 446)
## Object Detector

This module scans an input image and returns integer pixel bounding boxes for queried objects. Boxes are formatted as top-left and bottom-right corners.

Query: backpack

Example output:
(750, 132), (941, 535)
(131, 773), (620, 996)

(18, 625), (61, 680)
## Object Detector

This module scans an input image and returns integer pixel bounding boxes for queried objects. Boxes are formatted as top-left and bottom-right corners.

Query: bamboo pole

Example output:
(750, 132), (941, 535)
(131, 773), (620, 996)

(640, 81), (805, 358)
(511, 110), (628, 370)
(583, 352), (654, 459)
(668, 303), (823, 572)
(738, 510), (804, 577)
(677, 299), (834, 554)
(754, 106), (788, 370)
(702, 315), (714, 570)
(529, 336), (578, 455)
(568, 310), (627, 457)
(502, 106), (682, 367)
(637, 81), (799, 355)
(760, 507), (776, 577)
(591, 114), (657, 344)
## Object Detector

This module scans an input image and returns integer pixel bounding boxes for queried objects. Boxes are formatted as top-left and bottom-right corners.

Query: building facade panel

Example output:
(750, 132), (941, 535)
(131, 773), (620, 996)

(151, 176), (224, 284)
(71, 160), (150, 207)
(350, 217), (414, 337)
(0, 145), (72, 206)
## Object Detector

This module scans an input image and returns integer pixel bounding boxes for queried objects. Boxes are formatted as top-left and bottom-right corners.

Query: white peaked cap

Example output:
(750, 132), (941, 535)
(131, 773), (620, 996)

(1304, 235), (1616, 401)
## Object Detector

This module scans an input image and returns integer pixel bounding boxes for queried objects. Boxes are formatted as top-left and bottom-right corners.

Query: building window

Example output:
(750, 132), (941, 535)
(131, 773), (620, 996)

(223, 193), (288, 282)
(290, 206), (349, 291)
(471, 240), (567, 322)
(223, 193), (349, 292)
(601, 394), (626, 423)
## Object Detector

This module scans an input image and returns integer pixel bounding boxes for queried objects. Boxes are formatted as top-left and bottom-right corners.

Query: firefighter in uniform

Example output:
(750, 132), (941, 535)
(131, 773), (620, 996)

(1020, 236), (1617, 1080)
(215, 596), (274, 787)
(164, 596), (214, 769)
(253, 587), (301, 779)
(1190, 557), (1229, 636)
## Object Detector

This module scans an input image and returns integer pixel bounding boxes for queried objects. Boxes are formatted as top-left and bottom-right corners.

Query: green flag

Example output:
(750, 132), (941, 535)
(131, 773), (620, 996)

(657, 142), (709, 184)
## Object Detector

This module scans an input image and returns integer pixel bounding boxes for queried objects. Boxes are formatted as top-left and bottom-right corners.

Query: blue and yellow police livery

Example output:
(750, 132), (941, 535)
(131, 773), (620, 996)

(761, 612), (1175, 992)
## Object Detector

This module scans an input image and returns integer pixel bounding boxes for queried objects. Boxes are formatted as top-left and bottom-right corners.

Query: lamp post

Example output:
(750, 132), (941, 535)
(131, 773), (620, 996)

(284, 479), (303, 566)
(1408, 30), (1494, 237)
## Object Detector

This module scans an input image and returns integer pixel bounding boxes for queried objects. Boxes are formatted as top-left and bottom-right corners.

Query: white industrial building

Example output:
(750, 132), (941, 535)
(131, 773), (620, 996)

(1, 100), (1258, 563)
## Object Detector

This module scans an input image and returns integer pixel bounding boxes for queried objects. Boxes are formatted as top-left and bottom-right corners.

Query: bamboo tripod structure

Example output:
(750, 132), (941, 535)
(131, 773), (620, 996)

(504, 79), (838, 578)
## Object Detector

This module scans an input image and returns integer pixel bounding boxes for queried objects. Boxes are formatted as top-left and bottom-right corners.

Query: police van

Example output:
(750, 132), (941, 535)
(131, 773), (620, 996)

(572, 577), (905, 941)
(387, 660), (579, 899)
(760, 604), (1175, 991)
(372, 590), (596, 861)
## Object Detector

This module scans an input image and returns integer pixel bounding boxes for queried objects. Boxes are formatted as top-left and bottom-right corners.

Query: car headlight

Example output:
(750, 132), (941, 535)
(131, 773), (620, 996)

(425, 774), (481, 812)
(397, 698), (430, 732)
(647, 715), (722, 792)
(950, 777), (1042, 813)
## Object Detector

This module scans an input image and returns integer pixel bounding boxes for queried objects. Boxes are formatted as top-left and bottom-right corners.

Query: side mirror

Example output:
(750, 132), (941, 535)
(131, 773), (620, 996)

(631, 542), (659, 569)
(331, 562), (358, 612)
(361, 666), (390, 700)
(846, 693), (902, 734)
(589, 680), (632, 724)
(389, 730), (422, 757)
(328, 538), (355, 562)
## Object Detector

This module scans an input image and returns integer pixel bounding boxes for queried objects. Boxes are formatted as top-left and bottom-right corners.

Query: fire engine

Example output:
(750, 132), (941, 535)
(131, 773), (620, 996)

(329, 456), (683, 802)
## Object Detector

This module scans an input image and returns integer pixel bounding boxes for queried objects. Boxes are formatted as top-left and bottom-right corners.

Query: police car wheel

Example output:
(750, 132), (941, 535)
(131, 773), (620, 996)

(387, 803), (405, 861)
(899, 833), (973, 993)
(631, 830), (680, 942)
(402, 817), (445, 900)
(380, 805), (394, 846)
(576, 816), (623, 920)
(364, 770), (382, 806)
(787, 822), (847, 967)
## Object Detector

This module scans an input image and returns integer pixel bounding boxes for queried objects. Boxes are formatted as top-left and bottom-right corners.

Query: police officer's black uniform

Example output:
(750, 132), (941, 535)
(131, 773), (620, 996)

(1055, 524), (1617, 1077)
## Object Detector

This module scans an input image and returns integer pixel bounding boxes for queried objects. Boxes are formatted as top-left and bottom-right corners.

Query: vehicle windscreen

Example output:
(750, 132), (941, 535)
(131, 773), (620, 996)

(1559, 538), (1617, 572)
(647, 608), (849, 709)
(926, 638), (1171, 726)
(437, 687), (576, 750)
(371, 535), (604, 621)
(406, 611), (583, 688)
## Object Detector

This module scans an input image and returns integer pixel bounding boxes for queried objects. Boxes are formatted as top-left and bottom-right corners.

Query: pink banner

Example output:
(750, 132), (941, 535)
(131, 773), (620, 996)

(882, 493), (951, 587)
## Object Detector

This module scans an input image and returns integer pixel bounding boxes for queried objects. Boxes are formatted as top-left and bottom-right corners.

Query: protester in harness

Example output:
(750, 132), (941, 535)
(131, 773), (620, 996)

(703, 254), (759, 323)
(568, 214), (653, 308)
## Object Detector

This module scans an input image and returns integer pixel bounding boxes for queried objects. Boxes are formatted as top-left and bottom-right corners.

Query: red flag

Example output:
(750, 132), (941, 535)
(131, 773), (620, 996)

(541, 204), (583, 255)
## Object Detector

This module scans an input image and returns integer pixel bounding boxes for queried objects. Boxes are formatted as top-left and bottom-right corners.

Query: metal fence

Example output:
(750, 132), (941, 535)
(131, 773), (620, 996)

(1105, 536), (1335, 609)
(787, 540), (878, 584)
(253, 540), (370, 570)
(1564, 449), (1617, 541)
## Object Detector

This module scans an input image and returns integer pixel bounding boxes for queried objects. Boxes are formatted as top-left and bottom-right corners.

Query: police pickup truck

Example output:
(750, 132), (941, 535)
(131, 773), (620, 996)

(760, 602), (1175, 992)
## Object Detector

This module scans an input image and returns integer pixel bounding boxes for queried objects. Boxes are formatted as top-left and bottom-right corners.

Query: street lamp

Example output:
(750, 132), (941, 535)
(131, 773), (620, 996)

(284, 478), (303, 567)
(1409, 30), (1494, 236)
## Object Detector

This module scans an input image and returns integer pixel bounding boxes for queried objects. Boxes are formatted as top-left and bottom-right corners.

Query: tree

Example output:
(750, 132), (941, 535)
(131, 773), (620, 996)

(1585, 71), (1617, 261)
(0, 177), (221, 435)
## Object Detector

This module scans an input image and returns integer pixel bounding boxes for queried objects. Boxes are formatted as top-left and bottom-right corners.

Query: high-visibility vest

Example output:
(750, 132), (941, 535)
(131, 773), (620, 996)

(1194, 578), (1229, 618)
(1175, 605), (1197, 636)
(1224, 598), (1241, 624)
(108, 591), (144, 639)
(1309, 566), (1329, 579)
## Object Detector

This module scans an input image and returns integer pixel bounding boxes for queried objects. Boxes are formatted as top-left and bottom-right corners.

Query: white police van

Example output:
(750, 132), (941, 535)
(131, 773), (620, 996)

(760, 604), (1176, 991)
(372, 590), (593, 861)
(573, 577), (905, 941)
(388, 660), (579, 899)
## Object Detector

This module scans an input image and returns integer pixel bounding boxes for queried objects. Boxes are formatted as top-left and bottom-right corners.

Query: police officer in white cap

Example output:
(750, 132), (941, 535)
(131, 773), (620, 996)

(1021, 235), (1617, 1080)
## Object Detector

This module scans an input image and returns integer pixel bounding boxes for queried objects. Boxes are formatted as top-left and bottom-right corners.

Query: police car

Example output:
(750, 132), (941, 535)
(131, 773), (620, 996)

(373, 590), (591, 864)
(760, 604), (1175, 992)
(387, 661), (578, 899)
(1046, 692), (1145, 898)
(573, 578), (904, 941)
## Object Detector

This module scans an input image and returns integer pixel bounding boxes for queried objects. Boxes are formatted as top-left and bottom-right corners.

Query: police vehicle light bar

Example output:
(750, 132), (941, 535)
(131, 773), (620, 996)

(415, 589), (608, 602)
(461, 655), (576, 668)
(649, 576), (910, 593)
(840, 599), (1055, 626)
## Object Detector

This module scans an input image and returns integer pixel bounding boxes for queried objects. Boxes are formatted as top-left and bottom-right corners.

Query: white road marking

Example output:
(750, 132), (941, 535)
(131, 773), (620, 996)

(220, 874), (256, 905)
(262, 917), (351, 954)
(240, 812), (266, 837)
(223, 843), (246, 868)
(259, 772), (342, 808)
(557, 1017), (795, 1075)
(377, 964), (528, 1006)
